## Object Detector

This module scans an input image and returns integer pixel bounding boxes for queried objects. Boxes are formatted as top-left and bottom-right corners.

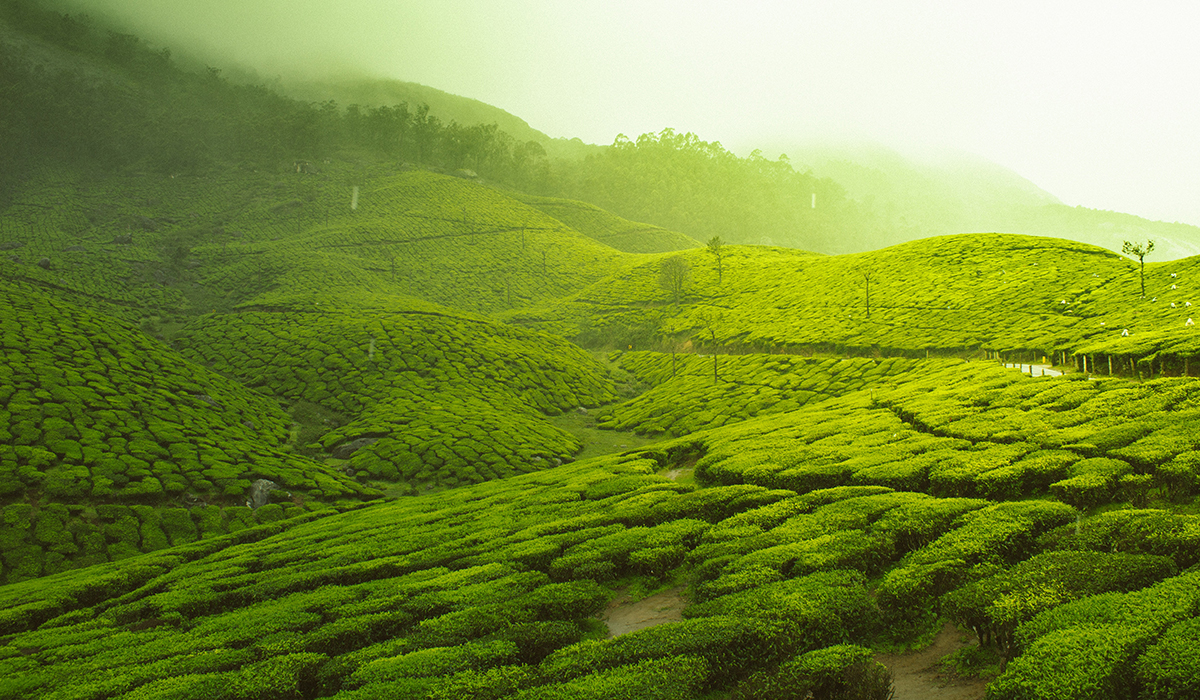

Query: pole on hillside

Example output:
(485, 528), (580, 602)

(1109, 356), (1113, 375)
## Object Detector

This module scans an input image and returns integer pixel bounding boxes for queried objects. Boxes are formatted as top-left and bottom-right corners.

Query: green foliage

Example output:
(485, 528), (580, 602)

(943, 550), (1175, 658)
(733, 644), (894, 700)
(1136, 617), (1200, 700)
(987, 625), (1152, 700)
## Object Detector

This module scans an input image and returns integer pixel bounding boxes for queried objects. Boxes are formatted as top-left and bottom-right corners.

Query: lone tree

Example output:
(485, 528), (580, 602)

(1123, 239), (1155, 299)
(862, 268), (874, 318)
(706, 235), (725, 284)
(697, 308), (723, 383)
(659, 255), (692, 307)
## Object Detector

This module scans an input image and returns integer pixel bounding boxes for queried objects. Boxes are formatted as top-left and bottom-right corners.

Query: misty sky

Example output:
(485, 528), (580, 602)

(62, 0), (1200, 227)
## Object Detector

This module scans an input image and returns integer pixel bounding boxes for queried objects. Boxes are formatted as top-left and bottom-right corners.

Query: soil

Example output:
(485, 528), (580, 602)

(875, 622), (989, 700)
(600, 586), (687, 637)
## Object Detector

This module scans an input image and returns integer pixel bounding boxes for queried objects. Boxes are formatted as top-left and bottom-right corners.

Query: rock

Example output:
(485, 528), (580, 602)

(9, 255), (20, 263)
(248, 479), (280, 509)
(63, 245), (85, 252)
(0, 241), (24, 250)
(241, 420), (257, 430)
(112, 233), (134, 245)
(194, 394), (225, 410)
(36, 257), (51, 270)
(332, 436), (378, 459)
(576, 407), (588, 415)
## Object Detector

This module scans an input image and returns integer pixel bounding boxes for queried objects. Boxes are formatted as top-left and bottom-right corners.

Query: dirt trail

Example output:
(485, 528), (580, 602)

(875, 622), (988, 700)
(601, 586), (687, 637)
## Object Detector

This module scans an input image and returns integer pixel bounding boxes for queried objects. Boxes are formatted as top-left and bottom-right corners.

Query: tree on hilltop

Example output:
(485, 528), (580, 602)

(1122, 239), (1155, 299)
(659, 255), (691, 308)
(706, 235), (725, 284)
(860, 268), (875, 319)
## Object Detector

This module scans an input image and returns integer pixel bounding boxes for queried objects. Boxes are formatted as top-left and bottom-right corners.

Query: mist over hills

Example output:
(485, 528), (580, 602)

(6, 2), (1200, 699)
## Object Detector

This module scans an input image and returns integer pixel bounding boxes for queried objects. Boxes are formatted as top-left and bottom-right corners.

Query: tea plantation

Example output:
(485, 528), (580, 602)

(7, 159), (1200, 698)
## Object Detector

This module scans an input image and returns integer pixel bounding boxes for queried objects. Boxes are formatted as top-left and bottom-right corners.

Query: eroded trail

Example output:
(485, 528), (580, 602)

(875, 622), (988, 700)
(600, 586), (688, 637)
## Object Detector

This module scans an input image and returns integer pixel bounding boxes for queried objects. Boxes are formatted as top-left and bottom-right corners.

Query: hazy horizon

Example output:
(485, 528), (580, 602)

(51, 0), (1200, 228)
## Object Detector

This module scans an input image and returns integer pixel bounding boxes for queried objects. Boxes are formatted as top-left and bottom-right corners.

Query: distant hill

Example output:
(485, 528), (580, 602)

(773, 139), (1200, 260)
(281, 76), (598, 161)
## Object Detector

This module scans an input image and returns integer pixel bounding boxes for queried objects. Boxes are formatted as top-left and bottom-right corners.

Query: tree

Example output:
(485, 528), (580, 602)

(1122, 239), (1155, 299)
(861, 269), (874, 318)
(659, 255), (691, 307)
(706, 235), (725, 284)
(697, 308), (723, 383)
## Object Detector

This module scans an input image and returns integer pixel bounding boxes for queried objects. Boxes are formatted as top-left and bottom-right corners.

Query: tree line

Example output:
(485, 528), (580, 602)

(1, 0), (888, 254)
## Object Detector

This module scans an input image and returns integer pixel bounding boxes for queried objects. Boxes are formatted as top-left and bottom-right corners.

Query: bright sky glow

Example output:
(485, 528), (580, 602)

(64, 0), (1200, 226)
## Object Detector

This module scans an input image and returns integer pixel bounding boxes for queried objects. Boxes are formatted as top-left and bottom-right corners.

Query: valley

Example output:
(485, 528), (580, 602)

(3, 3), (1200, 698)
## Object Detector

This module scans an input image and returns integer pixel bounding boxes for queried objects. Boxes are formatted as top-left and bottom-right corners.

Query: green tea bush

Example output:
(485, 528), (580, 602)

(539, 616), (789, 689)
(988, 624), (1152, 700)
(347, 639), (519, 686)
(515, 655), (708, 700)
(943, 550), (1175, 657)
(1049, 457), (1133, 509)
(1136, 617), (1200, 700)
(732, 644), (893, 700)
(877, 501), (1075, 622)
(1014, 570), (1200, 650)
(685, 570), (878, 652)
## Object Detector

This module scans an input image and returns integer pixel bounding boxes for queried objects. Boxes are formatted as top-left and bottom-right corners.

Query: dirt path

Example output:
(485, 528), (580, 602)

(601, 586), (687, 637)
(875, 622), (988, 700)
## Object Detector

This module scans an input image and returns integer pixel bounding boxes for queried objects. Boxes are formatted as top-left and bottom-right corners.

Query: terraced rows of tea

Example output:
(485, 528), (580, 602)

(0, 280), (375, 583)
(199, 172), (638, 315)
(5, 356), (1200, 698)
(598, 353), (921, 436)
(512, 193), (702, 254)
(513, 233), (1200, 363)
(0, 168), (645, 323)
(8, 159), (1200, 698)
(177, 303), (618, 493)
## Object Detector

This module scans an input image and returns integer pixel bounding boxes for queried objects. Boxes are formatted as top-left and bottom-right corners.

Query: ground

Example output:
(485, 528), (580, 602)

(876, 622), (988, 700)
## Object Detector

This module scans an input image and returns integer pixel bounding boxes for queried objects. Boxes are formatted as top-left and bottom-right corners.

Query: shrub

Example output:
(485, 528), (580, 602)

(685, 571), (878, 653)
(348, 639), (519, 685)
(516, 655), (708, 700)
(543, 617), (774, 687)
(732, 644), (893, 700)
(1157, 452), (1200, 502)
(986, 625), (1151, 700)
(1136, 617), (1200, 700)
(943, 550), (1175, 659)
(1014, 570), (1200, 650)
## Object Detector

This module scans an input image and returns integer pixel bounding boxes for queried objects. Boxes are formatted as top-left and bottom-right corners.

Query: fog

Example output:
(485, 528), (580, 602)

(57, 0), (1200, 227)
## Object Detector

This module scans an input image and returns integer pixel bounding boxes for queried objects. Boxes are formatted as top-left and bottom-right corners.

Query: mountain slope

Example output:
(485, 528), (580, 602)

(776, 139), (1200, 260)
(511, 233), (1200, 362)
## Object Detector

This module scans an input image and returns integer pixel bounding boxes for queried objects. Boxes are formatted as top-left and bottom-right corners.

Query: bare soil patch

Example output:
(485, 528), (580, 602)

(875, 622), (988, 700)
(601, 586), (687, 637)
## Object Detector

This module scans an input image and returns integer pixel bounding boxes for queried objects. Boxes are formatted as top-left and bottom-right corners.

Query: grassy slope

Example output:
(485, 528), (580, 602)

(177, 302), (618, 494)
(511, 232), (1200, 360)
(511, 193), (702, 254)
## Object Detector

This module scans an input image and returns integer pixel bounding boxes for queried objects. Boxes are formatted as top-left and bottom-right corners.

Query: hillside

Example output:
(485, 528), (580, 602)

(279, 77), (597, 162)
(511, 233), (1200, 368)
(777, 139), (1200, 260)
(6, 3), (1200, 699)
(5, 362), (1200, 699)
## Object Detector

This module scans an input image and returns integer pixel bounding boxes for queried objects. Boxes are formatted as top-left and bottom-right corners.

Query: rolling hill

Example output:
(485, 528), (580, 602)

(5, 3), (1200, 699)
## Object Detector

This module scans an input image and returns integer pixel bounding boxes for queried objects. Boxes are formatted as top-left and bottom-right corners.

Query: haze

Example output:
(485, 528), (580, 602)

(59, 0), (1200, 228)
